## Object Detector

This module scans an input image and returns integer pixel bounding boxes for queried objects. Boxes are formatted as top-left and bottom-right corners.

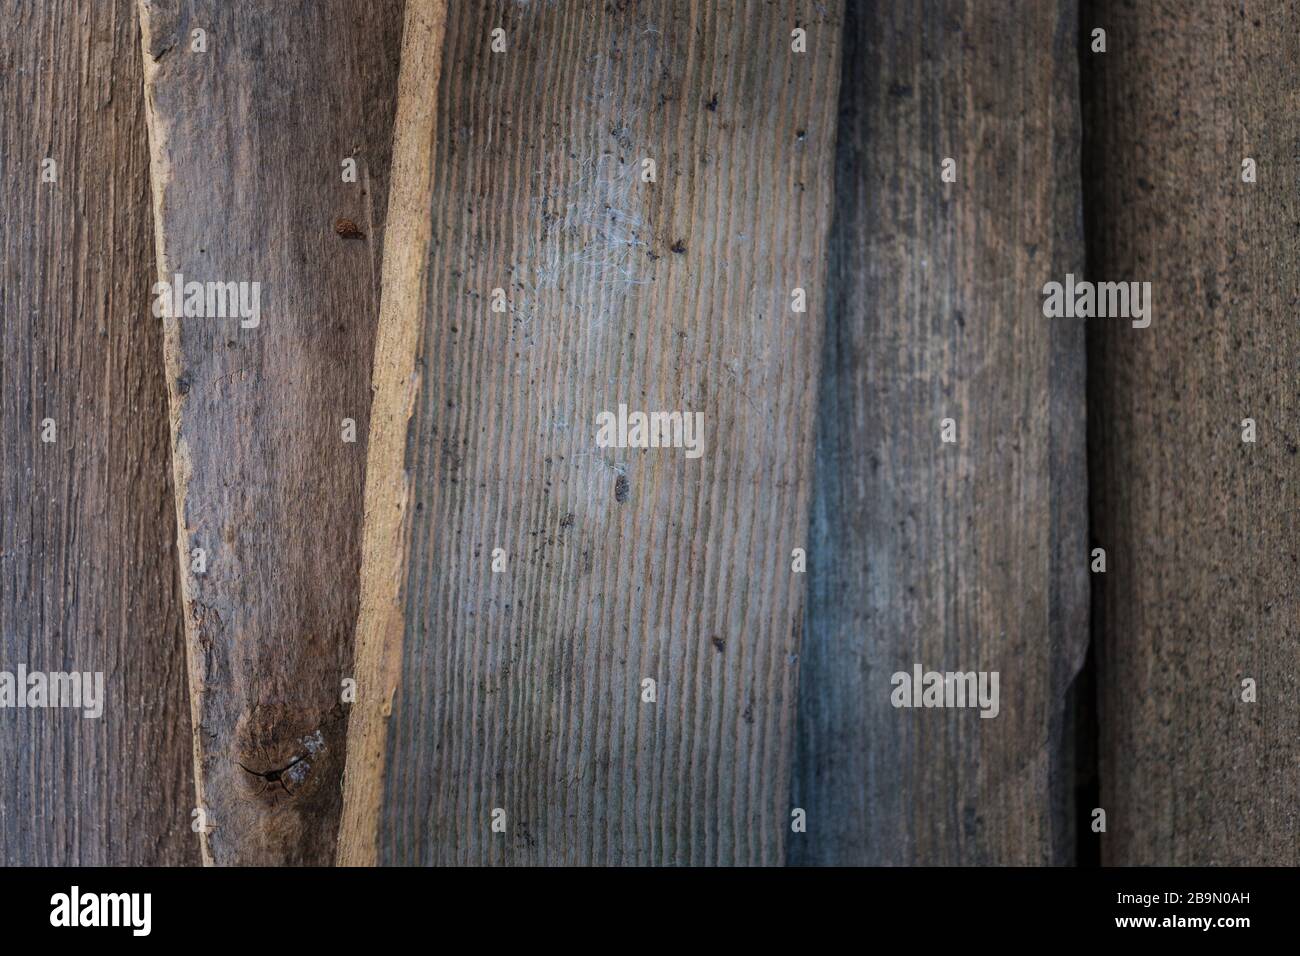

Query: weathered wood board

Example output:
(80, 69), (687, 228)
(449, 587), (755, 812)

(137, 0), (405, 865)
(0, 0), (197, 865)
(340, 0), (844, 865)
(1083, 0), (1300, 865)
(791, 0), (1089, 865)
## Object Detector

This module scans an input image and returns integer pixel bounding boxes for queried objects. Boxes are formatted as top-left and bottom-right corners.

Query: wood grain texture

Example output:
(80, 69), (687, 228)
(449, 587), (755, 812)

(791, 0), (1088, 865)
(137, 0), (404, 865)
(0, 0), (197, 865)
(1083, 0), (1300, 865)
(341, 0), (844, 866)
(336, 0), (446, 868)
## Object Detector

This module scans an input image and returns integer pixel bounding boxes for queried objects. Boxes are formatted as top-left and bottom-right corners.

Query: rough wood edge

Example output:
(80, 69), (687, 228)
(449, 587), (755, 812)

(336, 0), (447, 867)
(136, 0), (211, 866)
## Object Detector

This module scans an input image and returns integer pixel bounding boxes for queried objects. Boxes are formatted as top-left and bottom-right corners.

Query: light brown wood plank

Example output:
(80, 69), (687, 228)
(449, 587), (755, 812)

(336, 0), (446, 867)
(137, 0), (405, 865)
(341, 0), (843, 866)
(0, 0), (197, 865)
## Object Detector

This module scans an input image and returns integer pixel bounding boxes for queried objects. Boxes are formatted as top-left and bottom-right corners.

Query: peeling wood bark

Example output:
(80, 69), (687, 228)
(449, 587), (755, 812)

(0, 0), (197, 865)
(1083, 0), (1300, 865)
(341, 0), (843, 866)
(792, 0), (1088, 865)
(137, 0), (405, 865)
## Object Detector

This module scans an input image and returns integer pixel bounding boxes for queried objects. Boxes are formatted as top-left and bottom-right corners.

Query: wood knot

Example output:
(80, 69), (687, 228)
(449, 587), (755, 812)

(334, 217), (365, 240)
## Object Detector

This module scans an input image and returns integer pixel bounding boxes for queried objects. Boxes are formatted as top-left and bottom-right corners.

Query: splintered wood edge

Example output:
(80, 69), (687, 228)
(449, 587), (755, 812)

(337, 0), (447, 867)
(136, 0), (214, 867)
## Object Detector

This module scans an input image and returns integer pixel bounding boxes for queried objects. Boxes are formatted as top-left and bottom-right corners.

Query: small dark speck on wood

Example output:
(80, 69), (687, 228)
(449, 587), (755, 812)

(614, 474), (629, 502)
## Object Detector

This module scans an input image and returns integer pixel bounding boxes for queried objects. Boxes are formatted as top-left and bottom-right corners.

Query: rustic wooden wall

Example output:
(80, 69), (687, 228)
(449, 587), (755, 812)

(791, 0), (1089, 865)
(340, 0), (844, 865)
(1083, 0), (1300, 865)
(137, 0), (404, 865)
(0, 0), (197, 865)
(4, 0), (1291, 869)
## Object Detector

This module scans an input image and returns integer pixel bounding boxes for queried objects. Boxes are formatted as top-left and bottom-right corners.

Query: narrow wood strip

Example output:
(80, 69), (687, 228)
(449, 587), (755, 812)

(337, 0), (448, 868)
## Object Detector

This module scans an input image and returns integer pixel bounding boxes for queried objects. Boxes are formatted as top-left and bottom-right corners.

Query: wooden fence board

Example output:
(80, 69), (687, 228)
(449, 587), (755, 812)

(138, 0), (404, 865)
(0, 0), (197, 865)
(341, 0), (843, 866)
(791, 0), (1089, 865)
(1083, 0), (1300, 865)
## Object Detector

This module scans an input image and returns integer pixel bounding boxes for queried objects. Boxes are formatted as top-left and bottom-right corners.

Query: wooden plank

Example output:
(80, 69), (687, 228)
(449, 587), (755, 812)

(340, 0), (844, 865)
(0, 0), (197, 865)
(335, 0), (446, 867)
(791, 0), (1088, 865)
(1083, 0), (1300, 865)
(137, 0), (405, 865)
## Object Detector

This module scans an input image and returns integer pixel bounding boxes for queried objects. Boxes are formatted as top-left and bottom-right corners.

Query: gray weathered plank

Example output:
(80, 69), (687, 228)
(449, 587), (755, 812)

(0, 0), (197, 865)
(340, 0), (843, 866)
(1083, 0), (1300, 865)
(791, 0), (1088, 865)
(137, 0), (404, 865)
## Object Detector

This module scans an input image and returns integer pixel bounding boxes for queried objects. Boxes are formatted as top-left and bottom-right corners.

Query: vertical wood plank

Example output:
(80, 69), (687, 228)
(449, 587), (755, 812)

(341, 0), (843, 866)
(336, 0), (446, 867)
(0, 0), (198, 865)
(1083, 0), (1300, 865)
(792, 0), (1088, 865)
(137, 0), (405, 865)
